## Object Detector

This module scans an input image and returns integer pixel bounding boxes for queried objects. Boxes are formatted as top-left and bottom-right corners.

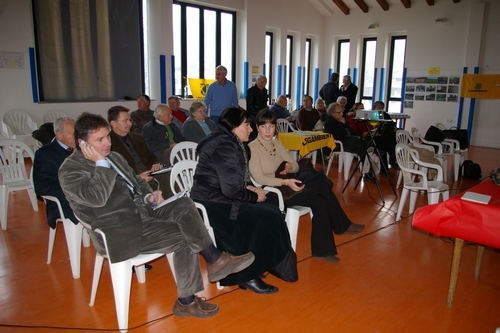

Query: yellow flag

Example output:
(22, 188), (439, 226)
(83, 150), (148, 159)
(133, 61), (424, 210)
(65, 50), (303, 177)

(188, 78), (216, 100)
(460, 74), (500, 99)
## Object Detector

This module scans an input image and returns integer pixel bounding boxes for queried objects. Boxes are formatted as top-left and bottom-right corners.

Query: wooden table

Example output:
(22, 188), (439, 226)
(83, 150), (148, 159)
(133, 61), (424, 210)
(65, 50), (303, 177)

(412, 180), (500, 307)
(277, 131), (335, 158)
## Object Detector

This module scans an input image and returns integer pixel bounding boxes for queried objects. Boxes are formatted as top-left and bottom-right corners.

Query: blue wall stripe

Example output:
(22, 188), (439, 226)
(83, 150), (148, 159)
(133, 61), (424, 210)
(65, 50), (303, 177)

(353, 68), (358, 86)
(457, 67), (467, 129)
(347, 68), (350, 76)
(378, 67), (385, 102)
(314, 68), (319, 102)
(328, 68), (332, 81)
(277, 65), (282, 96)
(295, 66), (302, 110)
(170, 55), (175, 97)
(243, 62), (249, 98)
(466, 67), (479, 143)
(159, 55), (166, 103)
(263, 63), (266, 77)
(29, 47), (38, 103)
(372, 67), (378, 106)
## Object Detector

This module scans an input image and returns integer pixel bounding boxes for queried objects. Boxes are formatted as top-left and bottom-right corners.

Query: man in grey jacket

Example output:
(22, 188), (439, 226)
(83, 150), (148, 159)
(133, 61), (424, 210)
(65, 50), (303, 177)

(58, 113), (254, 318)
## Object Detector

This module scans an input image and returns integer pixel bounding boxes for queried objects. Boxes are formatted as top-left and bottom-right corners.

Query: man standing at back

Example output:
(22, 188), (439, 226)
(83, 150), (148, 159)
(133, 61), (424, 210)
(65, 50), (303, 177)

(204, 65), (239, 124)
(33, 117), (77, 229)
(339, 75), (358, 113)
(246, 75), (268, 118)
(319, 72), (340, 108)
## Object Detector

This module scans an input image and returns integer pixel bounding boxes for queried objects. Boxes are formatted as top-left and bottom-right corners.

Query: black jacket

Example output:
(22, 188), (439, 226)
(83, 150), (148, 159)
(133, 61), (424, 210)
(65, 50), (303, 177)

(191, 125), (258, 220)
(245, 85), (268, 117)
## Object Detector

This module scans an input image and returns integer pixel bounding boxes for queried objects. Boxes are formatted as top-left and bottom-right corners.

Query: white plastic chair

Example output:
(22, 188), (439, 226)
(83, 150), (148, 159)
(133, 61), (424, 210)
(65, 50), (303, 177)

(325, 140), (358, 181)
(435, 123), (468, 181)
(77, 218), (175, 333)
(41, 195), (90, 278)
(411, 127), (450, 181)
(42, 110), (68, 123)
(395, 143), (449, 221)
(169, 141), (198, 165)
(250, 176), (312, 252)
(169, 160), (220, 288)
(2, 110), (39, 153)
(0, 139), (39, 230)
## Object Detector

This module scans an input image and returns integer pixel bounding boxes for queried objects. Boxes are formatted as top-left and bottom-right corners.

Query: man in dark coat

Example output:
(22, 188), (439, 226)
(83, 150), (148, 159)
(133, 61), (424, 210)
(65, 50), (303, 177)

(33, 117), (77, 229)
(339, 75), (358, 113)
(246, 75), (268, 118)
(319, 72), (340, 107)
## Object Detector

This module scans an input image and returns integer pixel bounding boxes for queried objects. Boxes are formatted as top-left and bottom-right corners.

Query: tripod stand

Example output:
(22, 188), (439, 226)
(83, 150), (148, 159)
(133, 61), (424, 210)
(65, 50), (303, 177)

(341, 119), (398, 205)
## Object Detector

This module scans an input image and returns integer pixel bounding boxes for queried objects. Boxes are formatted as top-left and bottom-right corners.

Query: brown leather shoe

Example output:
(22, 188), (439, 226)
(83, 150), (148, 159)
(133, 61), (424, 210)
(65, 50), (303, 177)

(207, 251), (255, 282)
(172, 296), (219, 318)
(343, 222), (365, 234)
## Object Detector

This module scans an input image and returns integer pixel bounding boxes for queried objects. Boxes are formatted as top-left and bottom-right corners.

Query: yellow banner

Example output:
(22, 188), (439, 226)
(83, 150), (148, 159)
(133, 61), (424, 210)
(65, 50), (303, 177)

(188, 78), (215, 100)
(460, 74), (500, 99)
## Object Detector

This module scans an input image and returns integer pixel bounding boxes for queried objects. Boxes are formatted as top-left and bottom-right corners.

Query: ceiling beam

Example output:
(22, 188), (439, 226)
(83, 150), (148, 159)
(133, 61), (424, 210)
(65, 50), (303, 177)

(332, 0), (350, 15)
(376, 0), (389, 11)
(425, 0), (434, 5)
(400, 0), (411, 8)
(353, 0), (369, 13)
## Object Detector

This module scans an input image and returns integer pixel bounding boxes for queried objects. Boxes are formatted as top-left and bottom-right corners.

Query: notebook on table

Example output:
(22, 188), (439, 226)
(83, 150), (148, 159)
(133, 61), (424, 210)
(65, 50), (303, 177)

(461, 191), (491, 204)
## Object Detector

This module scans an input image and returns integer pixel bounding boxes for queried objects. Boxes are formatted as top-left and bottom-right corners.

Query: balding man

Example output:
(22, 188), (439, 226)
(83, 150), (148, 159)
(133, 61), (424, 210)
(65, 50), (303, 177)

(142, 104), (186, 166)
(339, 75), (358, 113)
(204, 65), (239, 124)
(270, 95), (292, 120)
(246, 75), (268, 118)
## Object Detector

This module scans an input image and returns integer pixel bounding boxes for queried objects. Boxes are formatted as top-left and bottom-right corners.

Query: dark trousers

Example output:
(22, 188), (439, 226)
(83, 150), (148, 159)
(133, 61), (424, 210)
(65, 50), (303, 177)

(284, 177), (351, 257)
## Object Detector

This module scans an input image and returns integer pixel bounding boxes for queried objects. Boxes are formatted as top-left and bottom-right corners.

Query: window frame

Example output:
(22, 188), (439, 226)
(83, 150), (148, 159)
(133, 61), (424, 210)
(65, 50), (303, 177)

(336, 39), (350, 75)
(173, 1), (236, 97)
(265, 31), (274, 103)
(285, 35), (293, 98)
(386, 35), (407, 113)
(359, 37), (377, 109)
(303, 38), (311, 96)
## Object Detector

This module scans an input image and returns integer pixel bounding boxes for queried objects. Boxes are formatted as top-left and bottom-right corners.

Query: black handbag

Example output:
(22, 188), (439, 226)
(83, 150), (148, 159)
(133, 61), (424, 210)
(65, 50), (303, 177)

(267, 247), (298, 282)
(442, 128), (469, 150)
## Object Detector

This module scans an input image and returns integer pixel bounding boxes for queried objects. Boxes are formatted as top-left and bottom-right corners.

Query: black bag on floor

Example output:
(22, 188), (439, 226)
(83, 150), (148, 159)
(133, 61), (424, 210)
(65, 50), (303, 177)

(267, 247), (298, 282)
(442, 128), (468, 150)
(461, 160), (482, 179)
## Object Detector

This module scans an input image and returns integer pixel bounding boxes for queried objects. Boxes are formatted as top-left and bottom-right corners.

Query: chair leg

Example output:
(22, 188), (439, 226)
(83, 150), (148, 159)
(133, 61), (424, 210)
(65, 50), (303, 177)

(285, 208), (300, 252)
(396, 188), (409, 221)
(344, 154), (355, 181)
(325, 154), (334, 175)
(82, 228), (91, 247)
(442, 190), (449, 201)
(134, 264), (147, 283)
(27, 188), (39, 212)
(108, 260), (133, 332)
(1, 185), (8, 230)
(46, 223), (58, 264)
(89, 254), (105, 306)
(409, 189), (418, 214)
(62, 219), (83, 279)
(453, 153), (460, 181)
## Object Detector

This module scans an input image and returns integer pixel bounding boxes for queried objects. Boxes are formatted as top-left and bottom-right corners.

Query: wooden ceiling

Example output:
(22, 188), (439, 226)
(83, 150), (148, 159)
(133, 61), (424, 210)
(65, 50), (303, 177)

(330, 0), (460, 15)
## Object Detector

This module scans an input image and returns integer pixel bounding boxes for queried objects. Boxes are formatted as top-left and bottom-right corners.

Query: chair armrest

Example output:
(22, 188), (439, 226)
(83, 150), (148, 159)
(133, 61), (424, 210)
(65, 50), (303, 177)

(419, 136), (443, 154)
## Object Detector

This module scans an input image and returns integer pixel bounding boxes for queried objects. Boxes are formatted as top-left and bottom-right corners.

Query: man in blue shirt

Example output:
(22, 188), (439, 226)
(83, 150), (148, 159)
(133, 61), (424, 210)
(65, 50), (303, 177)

(270, 95), (291, 120)
(204, 65), (239, 124)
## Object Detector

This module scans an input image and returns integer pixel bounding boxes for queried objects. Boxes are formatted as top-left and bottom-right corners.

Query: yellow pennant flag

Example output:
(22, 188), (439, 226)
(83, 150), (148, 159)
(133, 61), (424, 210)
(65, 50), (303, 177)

(188, 78), (216, 100)
(460, 74), (500, 99)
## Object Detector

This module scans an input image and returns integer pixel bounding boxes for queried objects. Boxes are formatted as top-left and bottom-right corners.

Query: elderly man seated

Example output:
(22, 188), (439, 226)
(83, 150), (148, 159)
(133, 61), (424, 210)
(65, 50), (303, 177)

(58, 113), (254, 318)
(142, 104), (186, 166)
(168, 96), (190, 126)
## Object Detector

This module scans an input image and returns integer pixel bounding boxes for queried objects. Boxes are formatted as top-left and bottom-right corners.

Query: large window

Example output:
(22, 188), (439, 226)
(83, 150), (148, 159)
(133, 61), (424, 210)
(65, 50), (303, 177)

(303, 38), (311, 96)
(386, 36), (407, 113)
(32, 0), (143, 102)
(265, 32), (273, 103)
(173, 1), (236, 97)
(337, 39), (350, 76)
(285, 35), (293, 98)
(360, 38), (377, 110)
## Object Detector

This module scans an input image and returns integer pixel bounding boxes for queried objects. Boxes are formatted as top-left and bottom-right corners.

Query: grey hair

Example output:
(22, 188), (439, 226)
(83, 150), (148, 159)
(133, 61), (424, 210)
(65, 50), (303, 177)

(154, 104), (169, 118)
(315, 97), (325, 105)
(336, 96), (347, 102)
(54, 117), (75, 133)
(327, 103), (341, 117)
(189, 101), (206, 115)
(216, 65), (227, 74)
(343, 75), (352, 82)
(168, 95), (180, 102)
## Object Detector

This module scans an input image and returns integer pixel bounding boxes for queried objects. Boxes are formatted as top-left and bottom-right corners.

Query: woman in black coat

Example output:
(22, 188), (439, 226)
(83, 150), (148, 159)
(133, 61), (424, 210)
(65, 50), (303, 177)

(191, 107), (293, 294)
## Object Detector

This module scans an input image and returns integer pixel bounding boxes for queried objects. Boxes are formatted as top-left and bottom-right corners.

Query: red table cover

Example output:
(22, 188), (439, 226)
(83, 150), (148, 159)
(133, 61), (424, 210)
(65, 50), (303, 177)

(413, 180), (500, 249)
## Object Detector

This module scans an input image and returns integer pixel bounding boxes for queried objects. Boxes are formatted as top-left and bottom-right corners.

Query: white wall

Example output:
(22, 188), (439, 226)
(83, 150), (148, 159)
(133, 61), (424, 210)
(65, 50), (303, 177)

(0, 0), (498, 147)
